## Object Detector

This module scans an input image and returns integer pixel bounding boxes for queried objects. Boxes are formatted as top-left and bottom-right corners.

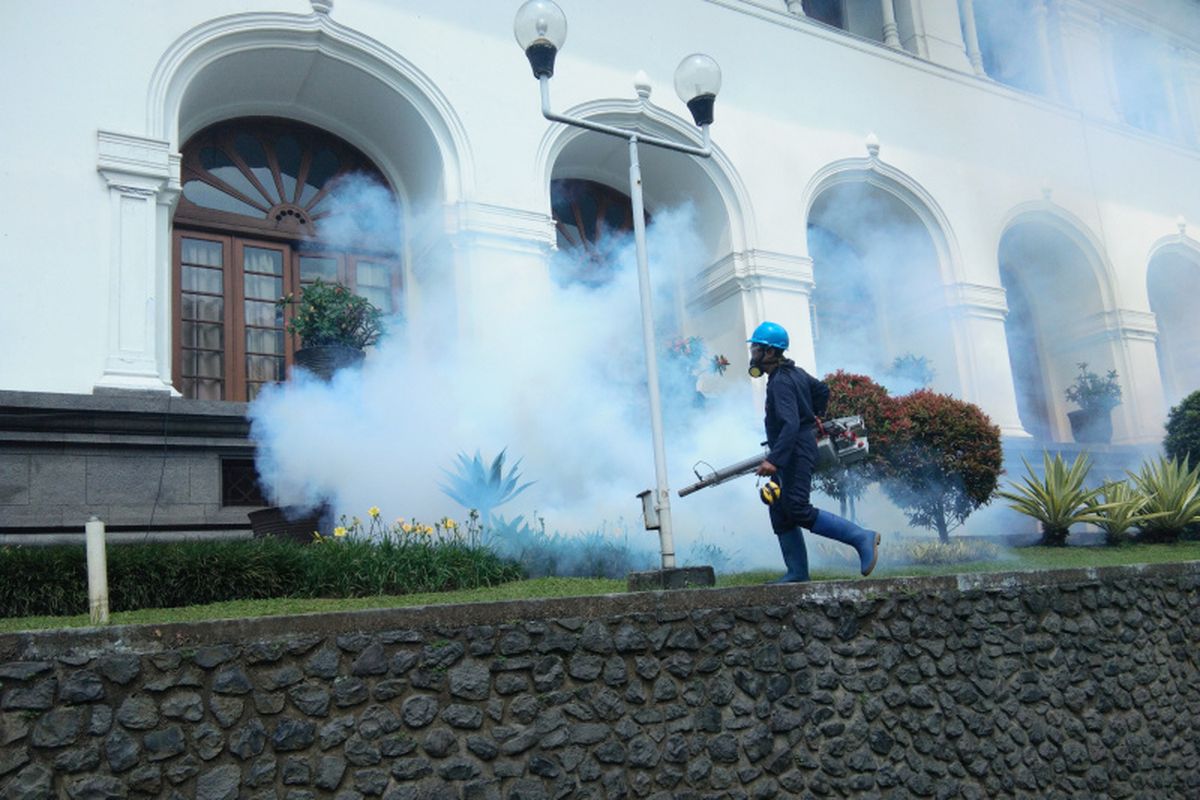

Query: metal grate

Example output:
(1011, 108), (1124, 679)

(221, 458), (268, 507)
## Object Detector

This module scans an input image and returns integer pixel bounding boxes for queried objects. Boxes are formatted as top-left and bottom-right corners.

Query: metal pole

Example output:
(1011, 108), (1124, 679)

(627, 136), (675, 569)
(535, 73), (711, 572)
(85, 516), (109, 625)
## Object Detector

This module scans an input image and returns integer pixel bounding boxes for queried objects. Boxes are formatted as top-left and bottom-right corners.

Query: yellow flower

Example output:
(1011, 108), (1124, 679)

(333, 526), (348, 538)
(441, 517), (457, 530)
(422, 524), (434, 535)
(402, 523), (414, 533)
(368, 506), (381, 518)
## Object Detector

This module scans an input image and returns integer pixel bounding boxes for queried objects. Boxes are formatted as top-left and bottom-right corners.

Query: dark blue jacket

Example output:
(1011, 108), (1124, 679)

(765, 361), (830, 472)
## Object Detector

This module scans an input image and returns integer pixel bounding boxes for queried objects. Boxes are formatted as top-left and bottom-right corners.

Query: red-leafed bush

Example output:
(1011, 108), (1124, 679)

(882, 390), (1003, 541)
(815, 371), (910, 515)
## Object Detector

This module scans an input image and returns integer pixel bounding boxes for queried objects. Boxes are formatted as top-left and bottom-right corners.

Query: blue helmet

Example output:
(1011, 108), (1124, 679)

(747, 321), (789, 351)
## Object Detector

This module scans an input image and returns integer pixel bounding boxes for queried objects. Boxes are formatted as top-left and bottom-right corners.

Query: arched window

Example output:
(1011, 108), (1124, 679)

(550, 178), (647, 286)
(173, 118), (402, 401)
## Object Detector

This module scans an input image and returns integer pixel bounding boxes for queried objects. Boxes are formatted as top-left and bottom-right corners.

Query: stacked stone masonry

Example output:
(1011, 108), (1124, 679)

(1, 563), (1198, 799)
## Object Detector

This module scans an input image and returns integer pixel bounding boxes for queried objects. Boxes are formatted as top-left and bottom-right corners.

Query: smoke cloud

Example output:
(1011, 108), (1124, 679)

(250, 182), (782, 569)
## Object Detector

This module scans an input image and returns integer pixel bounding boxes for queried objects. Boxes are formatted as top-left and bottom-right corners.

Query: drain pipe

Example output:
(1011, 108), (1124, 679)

(85, 516), (109, 625)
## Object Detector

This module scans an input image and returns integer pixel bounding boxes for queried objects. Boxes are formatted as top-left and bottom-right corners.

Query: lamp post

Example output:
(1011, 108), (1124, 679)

(515, 0), (721, 573)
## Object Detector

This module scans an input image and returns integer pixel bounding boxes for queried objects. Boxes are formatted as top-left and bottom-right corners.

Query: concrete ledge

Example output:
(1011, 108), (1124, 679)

(2, 560), (1197, 662)
(627, 565), (716, 591)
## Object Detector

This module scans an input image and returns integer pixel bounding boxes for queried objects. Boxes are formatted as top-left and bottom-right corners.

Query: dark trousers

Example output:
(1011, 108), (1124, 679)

(768, 453), (818, 533)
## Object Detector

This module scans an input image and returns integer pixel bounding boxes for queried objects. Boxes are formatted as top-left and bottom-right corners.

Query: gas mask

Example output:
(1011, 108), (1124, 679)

(748, 345), (776, 378)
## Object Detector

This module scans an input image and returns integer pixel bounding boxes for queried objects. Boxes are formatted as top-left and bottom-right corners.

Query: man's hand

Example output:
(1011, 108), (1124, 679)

(756, 460), (777, 477)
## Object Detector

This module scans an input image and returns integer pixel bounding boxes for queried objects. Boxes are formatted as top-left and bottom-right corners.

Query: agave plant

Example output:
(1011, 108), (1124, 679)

(439, 449), (534, 530)
(1083, 480), (1160, 546)
(1128, 456), (1200, 543)
(996, 452), (1113, 546)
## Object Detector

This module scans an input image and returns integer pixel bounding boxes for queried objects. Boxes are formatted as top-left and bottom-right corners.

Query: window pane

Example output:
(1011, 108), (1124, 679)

(182, 238), (223, 267)
(301, 148), (340, 206)
(183, 180), (264, 218)
(300, 256), (339, 283)
(276, 135), (302, 203)
(182, 294), (224, 323)
(359, 286), (392, 314)
(356, 260), (390, 288)
(184, 378), (223, 401)
(244, 247), (283, 275)
(199, 146), (270, 208)
(246, 355), (285, 382)
(246, 328), (285, 355)
(244, 273), (283, 301)
(245, 299), (282, 327)
(234, 133), (279, 203)
(182, 265), (223, 294)
(182, 350), (224, 379)
(181, 322), (224, 350)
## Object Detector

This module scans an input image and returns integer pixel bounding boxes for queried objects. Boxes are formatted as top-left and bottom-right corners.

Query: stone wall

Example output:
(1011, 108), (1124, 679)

(1, 563), (1198, 799)
(0, 390), (262, 539)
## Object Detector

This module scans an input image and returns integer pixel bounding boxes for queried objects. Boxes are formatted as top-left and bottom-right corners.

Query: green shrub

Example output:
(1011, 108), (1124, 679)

(1083, 480), (1159, 546)
(997, 452), (1110, 546)
(1128, 456), (1200, 543)
(1164, 390), (1200, 468)
(882, 390), (1003, 542)
(0, 534), (521, 619)
(815, 371), (911, 518)
(812, 536), (999, 568)
(897, 538), (1000, 565)
(277, 279), (383, 349)
(488, 516), (658, 579)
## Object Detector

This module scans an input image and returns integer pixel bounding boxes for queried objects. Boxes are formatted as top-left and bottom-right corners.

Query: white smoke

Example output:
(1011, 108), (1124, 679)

(250, 186), (778, 568)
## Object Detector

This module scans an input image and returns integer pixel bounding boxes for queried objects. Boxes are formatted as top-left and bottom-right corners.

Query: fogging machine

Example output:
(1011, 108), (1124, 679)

(677, 415), (869, 498)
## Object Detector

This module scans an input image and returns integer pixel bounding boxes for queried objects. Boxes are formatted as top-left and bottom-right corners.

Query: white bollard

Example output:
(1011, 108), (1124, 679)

(85, 516), (109, 625)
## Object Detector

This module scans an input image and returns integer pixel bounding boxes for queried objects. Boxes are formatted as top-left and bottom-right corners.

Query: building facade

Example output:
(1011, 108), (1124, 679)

(2, 0), (1199, 536)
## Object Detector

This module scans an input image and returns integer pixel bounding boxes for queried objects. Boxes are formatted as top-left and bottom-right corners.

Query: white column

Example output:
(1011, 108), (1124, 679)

(958, 0), (986, 76)
(1168, 48), (1198, 147)
(1032, 0), (1058, 99)
(881, 0), (901, 49)
(95, 131), (180, 394)
(1057, 3), (1121, 121)
(946, 282), (1028, 438)
(442, 200), (557, 347)
(1105, 310), (1166, 445)
(905, 0), (974, 72)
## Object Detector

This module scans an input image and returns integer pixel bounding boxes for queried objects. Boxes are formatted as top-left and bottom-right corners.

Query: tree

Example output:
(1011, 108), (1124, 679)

(1164, 389), (1200, 468)
(815, 371), (910, 520)
(882, 390), (1003, 542)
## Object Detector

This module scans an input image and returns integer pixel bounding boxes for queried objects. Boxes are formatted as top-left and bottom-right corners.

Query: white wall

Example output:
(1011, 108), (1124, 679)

(1, 0), (1198, 444)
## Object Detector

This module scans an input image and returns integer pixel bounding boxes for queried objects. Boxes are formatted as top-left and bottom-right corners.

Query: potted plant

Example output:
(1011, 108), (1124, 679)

(1064, 362), (1122, 444)
(277, 279), (383, 381)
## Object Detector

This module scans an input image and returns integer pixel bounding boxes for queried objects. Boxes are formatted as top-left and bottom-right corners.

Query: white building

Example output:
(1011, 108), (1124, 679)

(2, 0), (1198, 536)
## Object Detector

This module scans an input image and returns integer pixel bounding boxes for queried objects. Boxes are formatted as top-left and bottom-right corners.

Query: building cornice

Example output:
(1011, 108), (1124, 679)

(689, 250), (812, 310)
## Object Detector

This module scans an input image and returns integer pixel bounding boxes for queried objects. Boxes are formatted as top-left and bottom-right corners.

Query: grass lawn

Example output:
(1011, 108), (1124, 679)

(3, 542), (1198, 635)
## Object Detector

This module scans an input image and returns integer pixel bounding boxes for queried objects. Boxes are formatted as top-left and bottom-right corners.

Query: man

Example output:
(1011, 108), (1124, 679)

(748, 321), (880, 582)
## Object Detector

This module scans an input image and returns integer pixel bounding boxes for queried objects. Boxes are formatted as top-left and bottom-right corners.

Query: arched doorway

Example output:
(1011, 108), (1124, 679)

(549, 178), (645, 287)
(172, 117), (403, 401)
(806, 178), (957, 394)
(998, 216), (1111, 441)
(1148, 245), (1200, 407)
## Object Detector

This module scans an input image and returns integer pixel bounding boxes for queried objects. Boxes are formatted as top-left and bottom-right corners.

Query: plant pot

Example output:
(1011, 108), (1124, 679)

(294, 345), (364, 382)
(1067, 408), (1113, 444)
(248, 504), (330, 545)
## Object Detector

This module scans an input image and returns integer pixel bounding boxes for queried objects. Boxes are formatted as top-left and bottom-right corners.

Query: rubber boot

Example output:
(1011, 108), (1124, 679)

(771, 528), (810, 583)
(810, 509), (880, 576)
